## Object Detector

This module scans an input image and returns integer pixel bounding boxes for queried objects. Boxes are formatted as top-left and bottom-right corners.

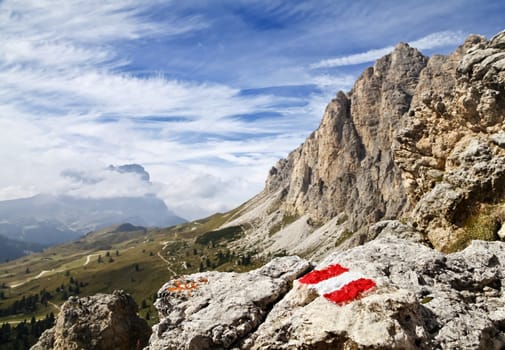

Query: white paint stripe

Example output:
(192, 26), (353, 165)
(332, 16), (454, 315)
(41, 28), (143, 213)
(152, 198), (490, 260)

(311, 271), (364, 295)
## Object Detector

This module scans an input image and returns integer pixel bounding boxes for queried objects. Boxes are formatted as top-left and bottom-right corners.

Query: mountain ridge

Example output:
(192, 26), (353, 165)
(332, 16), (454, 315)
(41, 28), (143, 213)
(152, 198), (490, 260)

(0, 194), (185, 248)
(220, 30), (505, 257)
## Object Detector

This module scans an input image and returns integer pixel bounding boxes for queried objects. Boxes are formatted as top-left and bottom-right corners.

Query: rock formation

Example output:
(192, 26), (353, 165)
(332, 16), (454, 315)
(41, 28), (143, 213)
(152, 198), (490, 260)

(145, 236), (505, 349)
(31, 290), (150, 350)
(146, 256), (311, 350)
(245, 237), (505, 349)
(224, 30), (505, 256)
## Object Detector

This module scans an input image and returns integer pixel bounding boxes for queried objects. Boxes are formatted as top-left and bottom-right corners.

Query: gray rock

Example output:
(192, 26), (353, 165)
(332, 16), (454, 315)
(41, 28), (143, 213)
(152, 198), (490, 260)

(367, 219), (425, 243)
(31, 290), (150, 350)
(245, 239), (505, 349)
(491, 133), (505, 147)
(147, 256), (311, 350)
(226, 28), (505, 256)
(264, 43), (428, 233)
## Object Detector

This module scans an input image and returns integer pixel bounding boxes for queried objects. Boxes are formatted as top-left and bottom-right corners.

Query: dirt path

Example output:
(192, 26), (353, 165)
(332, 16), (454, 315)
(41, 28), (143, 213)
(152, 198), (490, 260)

(10, 269), (56, 288)
(83, 254), (97, 266)
(157, 251), (177, 276)
(48, 301), (60, 311)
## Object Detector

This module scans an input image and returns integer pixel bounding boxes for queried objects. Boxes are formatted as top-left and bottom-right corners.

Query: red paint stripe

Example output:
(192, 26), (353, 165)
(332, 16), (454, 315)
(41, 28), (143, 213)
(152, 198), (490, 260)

(298, 264), (349, 284)
(323, 278), (376, 304)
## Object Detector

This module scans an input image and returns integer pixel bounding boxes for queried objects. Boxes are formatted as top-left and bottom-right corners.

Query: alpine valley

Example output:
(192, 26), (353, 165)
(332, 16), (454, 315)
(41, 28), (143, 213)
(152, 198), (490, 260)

(2, 30), (505, 350)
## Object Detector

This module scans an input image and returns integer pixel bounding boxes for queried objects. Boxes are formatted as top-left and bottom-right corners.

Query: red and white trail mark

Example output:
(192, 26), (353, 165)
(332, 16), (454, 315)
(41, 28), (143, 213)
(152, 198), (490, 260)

(298, 264), (376, 304)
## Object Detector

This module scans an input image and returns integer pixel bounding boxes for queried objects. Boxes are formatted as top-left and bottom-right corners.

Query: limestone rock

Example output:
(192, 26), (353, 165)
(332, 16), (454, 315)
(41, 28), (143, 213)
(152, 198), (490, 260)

(265, 43), (428, 231)
(225, 29), (505, 255)
(147, 256), (311, 350)
(245, 239), (505, 349)
(31, 290), (150, 350)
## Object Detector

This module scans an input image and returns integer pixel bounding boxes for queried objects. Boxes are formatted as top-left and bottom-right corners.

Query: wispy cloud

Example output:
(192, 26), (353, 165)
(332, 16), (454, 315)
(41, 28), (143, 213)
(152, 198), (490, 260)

(0, 0), (334, 220)
(311, 31), (467, 68)
(1, 0), (502, 220)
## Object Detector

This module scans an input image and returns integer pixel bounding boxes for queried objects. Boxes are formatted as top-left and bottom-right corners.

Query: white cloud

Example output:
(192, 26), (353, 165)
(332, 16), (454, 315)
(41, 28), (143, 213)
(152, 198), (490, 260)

(409, 31), (467, 51)
(0, 0), (331, 220)
(311, 30), (466, 68)
(0, 0), (203, 43)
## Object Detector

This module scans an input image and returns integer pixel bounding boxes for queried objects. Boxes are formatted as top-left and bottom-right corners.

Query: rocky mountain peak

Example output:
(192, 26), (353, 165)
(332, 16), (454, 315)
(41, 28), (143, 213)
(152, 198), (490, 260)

(225, 29), (505, 257)
(265, 36), (429, 232)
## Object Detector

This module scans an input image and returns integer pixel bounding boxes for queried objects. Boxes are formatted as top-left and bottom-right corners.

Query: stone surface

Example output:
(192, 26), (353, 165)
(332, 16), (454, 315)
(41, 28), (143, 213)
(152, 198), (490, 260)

(146, 256), (311, 350)
(244, 238), (505, 350)
(31, 290), (150, 350)
(265, 43), (428, 231)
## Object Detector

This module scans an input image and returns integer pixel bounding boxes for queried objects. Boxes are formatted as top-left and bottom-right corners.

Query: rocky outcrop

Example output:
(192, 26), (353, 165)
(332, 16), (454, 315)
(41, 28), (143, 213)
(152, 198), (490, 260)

(146, 256), (311, 350)
(225, 30), (505, 255)
(245, 237), (505, 349)
(266, 42), (428, 230)
(398, 31), (505, 251)
(31, 290), (150, 350)
(147, 237), (505, 349)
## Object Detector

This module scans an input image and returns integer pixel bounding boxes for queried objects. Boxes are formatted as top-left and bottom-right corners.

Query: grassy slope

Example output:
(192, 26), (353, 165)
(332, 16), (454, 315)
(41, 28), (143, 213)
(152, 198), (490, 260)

(0, 206), (261, 326)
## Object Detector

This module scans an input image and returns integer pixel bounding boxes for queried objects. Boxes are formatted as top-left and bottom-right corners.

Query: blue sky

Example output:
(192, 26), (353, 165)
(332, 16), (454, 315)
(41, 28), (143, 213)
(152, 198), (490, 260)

(0, 0), (504, 220)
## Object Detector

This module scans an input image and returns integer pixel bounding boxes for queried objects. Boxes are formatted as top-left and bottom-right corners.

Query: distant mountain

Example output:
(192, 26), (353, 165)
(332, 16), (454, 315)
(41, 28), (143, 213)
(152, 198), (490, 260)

(0, 234), (46, 262)
(0, 194), (186, 245)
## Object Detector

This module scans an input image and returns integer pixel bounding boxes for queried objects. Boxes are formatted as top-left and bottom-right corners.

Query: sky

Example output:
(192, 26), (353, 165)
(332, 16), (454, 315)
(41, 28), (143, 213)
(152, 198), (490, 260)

(1, 0), (504, 220)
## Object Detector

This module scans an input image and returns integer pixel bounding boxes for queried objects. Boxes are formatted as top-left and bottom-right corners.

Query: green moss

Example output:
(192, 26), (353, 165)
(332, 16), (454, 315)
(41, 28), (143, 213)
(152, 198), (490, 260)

(447, 209), (499, 253)
(334, 230), (353, 247)
(421, 296), (433, 304)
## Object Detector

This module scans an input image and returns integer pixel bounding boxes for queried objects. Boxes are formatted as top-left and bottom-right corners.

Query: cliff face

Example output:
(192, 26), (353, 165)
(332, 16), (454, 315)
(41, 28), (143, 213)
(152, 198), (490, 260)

(231, 30), (505, 254)
(398, 32), (505, 250)
(266, 43), (428, 230)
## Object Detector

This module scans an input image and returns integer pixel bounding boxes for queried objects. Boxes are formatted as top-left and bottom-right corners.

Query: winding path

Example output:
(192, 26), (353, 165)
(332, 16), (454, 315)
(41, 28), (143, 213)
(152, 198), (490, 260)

(83, 254), (97, 266)
(48, 301), (60, 311)
(157, 251), (177, 276)
(9, 269), (57, 288)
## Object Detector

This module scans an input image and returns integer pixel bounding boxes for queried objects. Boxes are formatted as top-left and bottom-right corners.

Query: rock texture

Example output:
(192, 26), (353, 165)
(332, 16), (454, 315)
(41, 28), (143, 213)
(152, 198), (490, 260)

(146, 256), (311, 350)
(148, 237), (505, 349)
(266, 43), (428, 230)
(224, 30), (505, 256)
(244, 238), (505, 349)
(399, 32), (505, 250)
(31, 290), (150, 350)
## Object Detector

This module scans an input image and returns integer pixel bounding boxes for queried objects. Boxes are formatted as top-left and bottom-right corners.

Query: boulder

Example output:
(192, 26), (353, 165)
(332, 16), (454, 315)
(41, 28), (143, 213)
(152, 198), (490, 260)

(244, 238), (505, 349)
(146, 256), (311, 350)
(31, 290), (150, 350)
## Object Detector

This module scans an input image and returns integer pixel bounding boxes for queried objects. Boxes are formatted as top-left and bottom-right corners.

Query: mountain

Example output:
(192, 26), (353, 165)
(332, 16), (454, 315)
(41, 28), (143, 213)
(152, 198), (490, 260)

(0, 234), (46, 262)
(218, 30), (505, 258)
(0, 194), (185, 246)
(140, 29), (505, 349)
